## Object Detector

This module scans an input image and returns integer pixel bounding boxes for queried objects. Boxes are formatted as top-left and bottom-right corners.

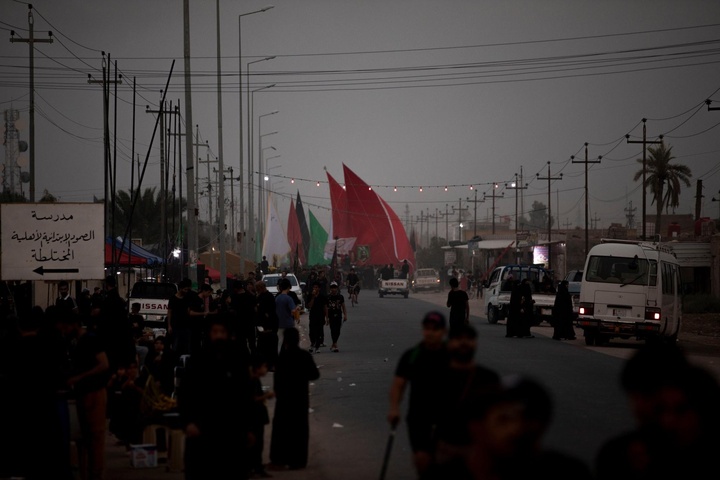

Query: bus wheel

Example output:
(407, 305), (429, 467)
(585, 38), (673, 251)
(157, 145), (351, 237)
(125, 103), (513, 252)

(584, 332), (596, 346)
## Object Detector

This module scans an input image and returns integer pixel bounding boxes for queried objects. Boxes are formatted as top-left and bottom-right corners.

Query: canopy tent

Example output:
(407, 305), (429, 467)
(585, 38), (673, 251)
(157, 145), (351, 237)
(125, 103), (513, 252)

(203, 265), (236, 284)
(105, 237), (164, 266)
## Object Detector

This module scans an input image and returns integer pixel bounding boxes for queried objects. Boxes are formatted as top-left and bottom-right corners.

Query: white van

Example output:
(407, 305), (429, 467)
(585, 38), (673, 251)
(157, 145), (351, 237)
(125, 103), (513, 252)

(577, 239), (681, 346)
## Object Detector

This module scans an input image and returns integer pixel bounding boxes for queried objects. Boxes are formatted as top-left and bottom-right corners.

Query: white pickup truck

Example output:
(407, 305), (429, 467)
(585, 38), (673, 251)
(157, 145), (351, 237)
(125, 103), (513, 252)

(378, 277), (410, 298)
(482, 265), (558, 325)
(411, 268), (441, 292)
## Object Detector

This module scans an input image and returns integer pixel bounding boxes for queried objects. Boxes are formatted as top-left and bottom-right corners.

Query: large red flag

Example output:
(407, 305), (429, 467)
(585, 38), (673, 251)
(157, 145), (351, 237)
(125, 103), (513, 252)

(341, 164), (416, 273)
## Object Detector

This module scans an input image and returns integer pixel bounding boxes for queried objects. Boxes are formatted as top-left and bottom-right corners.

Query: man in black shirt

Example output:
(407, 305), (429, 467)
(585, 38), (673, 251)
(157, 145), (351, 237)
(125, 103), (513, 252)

(388, 311), (449, 478)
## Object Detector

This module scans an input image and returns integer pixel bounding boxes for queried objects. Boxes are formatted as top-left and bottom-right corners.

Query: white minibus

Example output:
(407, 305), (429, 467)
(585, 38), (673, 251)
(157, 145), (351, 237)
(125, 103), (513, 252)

(577, 239), (681, 346)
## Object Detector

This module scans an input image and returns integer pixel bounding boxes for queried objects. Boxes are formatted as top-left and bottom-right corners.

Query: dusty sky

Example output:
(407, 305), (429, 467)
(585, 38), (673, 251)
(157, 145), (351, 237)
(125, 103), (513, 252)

(2, 0), (720, 243)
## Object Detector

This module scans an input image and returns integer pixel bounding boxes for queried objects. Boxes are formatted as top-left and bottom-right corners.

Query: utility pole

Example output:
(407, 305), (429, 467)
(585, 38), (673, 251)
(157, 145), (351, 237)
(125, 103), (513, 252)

(625, 201), (637, 229)
(10, 5), (53, 201)
(626, 119), (663, 240)
(452, 198), (469, 242)
(466, 189), (485, 237)
(182, 0), (199, 286)
(221, 167), (237, 253)
(506, 173), (528, 263)
(168, 104), (185, 279)
(694, 179), (703, 221)
(146, 98), (178, 279)
(483, 183), (504, 235)
(192, 127), (210, 209)
(440, 204), (451, 245)
(200, 154), (218, 231)
(215, 0), (227, 288)
(416, 212), (424, 249)
(537, 162), (562, 270)
(572, 143), (601, 257)
(591, 212), (601, 231)
(88, 56), (121, 262)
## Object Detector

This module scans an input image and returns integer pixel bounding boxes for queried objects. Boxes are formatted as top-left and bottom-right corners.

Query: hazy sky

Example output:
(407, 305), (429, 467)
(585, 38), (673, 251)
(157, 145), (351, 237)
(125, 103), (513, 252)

(2, 0), (720, 242)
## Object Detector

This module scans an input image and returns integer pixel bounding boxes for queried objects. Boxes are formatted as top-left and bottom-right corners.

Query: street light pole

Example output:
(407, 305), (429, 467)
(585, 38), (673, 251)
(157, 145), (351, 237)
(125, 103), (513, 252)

(239, 6), (274, 258)
(215, 0), (227, 287)
(256, 109), (277, 238)
(247, 78), (275, 259)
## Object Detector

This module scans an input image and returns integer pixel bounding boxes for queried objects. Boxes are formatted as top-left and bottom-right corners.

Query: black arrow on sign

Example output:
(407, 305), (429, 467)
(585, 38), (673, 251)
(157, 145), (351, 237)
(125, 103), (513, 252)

(33, 266), (80, 276)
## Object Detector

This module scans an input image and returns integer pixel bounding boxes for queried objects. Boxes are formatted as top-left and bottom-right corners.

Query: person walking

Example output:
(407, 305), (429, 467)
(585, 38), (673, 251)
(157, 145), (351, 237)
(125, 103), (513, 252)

(306, 282), (328, 353)
(256, 280), (279, 370)
(268, 327), (320, 471)
(276, 278), (300, 338)
(346, 267), (361, 305)
(427, 375), (593, 479)
(387, 311), (450, 478)
(551, 280), (577, 340)
(518, 278), (535, 338)
(229, 280), (258, 355)
(505, 279), (523, 338)
(446, 277), (470, 334)
(326, 281), (348, 352)
(187, 283), (219, 355)
(595, 343), (720, 480)
(94, 275), (135, 373)
(59, 312), (111, 480)
(167, 278), (194, 356)
(248, 354), (274, 478)
(180, 316), (254, 479)
(433, 324), (501, 468)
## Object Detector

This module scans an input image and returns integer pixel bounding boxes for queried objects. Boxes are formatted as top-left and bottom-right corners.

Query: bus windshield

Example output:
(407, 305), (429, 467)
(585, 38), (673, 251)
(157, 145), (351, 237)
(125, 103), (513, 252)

(585, 255), (657, 286)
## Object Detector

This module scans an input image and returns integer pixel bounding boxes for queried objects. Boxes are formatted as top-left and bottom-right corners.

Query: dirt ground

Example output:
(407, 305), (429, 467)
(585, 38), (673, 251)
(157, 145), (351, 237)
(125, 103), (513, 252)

(681, 313), (720, 338)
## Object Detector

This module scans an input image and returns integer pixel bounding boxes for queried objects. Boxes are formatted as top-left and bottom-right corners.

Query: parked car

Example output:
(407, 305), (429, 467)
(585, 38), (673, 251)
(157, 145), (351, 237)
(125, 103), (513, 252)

(564, 269), (583, 295)
(261, 273), (305, 310)
(564, 269), (583, 318)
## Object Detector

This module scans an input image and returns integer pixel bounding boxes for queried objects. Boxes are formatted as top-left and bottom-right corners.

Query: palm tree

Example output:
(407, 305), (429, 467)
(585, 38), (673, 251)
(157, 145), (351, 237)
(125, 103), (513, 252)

(112, 187), (185, 246)
(633, 143), (692, 233)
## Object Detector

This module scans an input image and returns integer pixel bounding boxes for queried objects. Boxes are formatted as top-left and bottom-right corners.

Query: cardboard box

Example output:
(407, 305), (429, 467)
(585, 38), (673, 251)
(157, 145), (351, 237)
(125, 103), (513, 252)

(130, 444), (158, 468)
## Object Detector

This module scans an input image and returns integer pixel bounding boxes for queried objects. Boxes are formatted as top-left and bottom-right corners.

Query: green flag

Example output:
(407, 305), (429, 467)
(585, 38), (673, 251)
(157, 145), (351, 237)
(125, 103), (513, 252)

(308, 210), (329, 265)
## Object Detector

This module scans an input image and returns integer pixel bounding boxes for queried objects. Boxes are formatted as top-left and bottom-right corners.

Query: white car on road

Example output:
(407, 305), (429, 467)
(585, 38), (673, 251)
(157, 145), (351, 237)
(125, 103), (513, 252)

(262, 273), (305, 310)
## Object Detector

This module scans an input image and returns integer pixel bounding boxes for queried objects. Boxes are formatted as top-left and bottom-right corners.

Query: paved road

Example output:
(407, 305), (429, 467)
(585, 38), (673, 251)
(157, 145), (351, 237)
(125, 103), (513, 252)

(104, 288), (720, 479)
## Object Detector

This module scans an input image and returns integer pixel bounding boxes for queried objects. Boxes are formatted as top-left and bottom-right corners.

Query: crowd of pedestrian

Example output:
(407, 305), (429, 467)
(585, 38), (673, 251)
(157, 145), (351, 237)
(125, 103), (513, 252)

(2, 268), (718, 480)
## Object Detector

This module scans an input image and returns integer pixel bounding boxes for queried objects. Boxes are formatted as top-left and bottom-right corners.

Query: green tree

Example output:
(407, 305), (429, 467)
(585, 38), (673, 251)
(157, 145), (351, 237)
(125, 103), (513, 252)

(526, 201), (553, 230)
(38, 189), (58, 202)
(0, 191), (26, 203)
(415, 236), (447, 269)
(112, 188), (186, 246)
(633, 144), (692, 232)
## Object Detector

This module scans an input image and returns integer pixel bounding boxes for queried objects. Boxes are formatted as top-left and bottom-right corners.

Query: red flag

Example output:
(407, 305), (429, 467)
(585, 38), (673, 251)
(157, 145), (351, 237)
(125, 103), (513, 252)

(287, 199), (306, 267)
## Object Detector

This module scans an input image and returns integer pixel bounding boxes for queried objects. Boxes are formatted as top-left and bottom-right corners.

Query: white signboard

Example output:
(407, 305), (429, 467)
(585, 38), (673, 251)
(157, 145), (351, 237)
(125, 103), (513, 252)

(1, 203), (105, 280)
